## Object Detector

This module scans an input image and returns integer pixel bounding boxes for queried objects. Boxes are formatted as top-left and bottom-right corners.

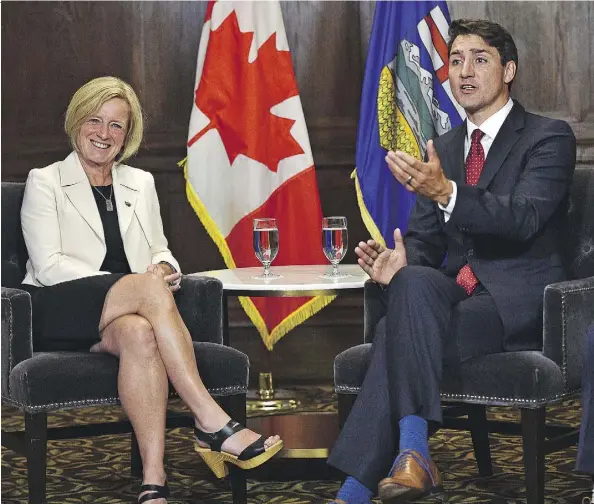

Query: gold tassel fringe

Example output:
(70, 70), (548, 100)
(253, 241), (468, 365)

(351, 168), (386, 248)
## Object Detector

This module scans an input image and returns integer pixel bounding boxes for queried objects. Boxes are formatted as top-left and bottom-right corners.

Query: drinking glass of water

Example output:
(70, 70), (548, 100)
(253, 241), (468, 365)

(322, 216), (350, 279)
(253, 218), (280, 279)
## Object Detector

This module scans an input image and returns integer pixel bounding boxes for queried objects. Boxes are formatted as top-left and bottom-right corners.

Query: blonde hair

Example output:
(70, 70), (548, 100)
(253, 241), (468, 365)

(64, 76), (144, 163)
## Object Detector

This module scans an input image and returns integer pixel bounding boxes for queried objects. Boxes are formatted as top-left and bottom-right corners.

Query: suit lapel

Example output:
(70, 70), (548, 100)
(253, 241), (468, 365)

(112, 165), (140, 237)
(443, 123), (467, 184)
(59, 152), (105, 243)
(477, 101), (525, 189)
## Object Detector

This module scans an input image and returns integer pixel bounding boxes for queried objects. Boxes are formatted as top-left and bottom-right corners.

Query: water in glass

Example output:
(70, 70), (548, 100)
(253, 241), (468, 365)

(253, 217), (281, 279)
(321, 216), (351, 278)
(322, 226), (347, 265)
(253, 227), (279, 266)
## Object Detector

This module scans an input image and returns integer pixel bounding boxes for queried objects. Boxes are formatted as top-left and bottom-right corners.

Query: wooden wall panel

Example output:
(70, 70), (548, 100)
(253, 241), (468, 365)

(3, 3), (136, 156)
(128, 2), (205, 139)
(2, 1), (592, 385)
(281, 2), (363, 124)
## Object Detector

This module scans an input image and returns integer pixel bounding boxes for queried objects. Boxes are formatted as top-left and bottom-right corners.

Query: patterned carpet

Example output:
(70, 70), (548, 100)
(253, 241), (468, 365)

(2, 387), (592, 504)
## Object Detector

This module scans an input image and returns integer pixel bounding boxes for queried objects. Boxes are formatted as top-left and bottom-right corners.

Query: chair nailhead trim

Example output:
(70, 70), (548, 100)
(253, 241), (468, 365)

(438, 390), (579, 405)
(2, 385), (247, 413)
(4, 295), (14, 395)
(2, 291), (33, 398)
(2, 396), (121, 412)
(334, 386), (580, 406)
(561, 293), (568, 389)
(555, 283), (593, 390)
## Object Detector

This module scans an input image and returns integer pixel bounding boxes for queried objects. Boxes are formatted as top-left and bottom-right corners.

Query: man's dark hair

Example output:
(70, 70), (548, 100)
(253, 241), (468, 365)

(447, 19), (518, 89)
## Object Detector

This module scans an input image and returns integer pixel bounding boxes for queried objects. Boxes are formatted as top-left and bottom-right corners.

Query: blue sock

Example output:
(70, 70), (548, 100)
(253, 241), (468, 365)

(334, 476), (373, 504)
(398, 415), (430, 460)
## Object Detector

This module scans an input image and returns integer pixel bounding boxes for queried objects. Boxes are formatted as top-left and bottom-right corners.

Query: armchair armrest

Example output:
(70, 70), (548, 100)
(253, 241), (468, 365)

(1, 287), (33, 400)
(543, 276), (594, 391)
(176, 275), (224, 344)
(363, 280), (388, 344)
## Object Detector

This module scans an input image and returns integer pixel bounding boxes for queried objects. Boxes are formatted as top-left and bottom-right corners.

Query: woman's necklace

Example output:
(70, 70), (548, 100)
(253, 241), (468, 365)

(92, 184), (114, 211)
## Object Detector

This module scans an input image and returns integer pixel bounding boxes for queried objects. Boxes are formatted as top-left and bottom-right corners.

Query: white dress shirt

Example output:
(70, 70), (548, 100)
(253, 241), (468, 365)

(440, 98), (514, 221)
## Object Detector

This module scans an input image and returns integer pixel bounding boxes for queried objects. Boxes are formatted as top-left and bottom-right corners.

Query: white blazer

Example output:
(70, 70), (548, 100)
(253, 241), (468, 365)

(21, 151), (180, 287)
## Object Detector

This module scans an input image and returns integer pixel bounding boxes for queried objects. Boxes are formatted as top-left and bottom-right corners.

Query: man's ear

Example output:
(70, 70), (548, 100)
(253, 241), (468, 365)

(504, 60), (517, 85)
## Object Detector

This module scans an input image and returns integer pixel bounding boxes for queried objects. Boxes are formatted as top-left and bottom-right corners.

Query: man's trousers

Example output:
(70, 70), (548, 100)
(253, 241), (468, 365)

(328, 266), (505, 490)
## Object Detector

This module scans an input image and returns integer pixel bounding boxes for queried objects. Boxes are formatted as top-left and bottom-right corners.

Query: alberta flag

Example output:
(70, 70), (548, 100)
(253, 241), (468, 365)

(352, 1), (465, 248)
(183, 1), (332, 350)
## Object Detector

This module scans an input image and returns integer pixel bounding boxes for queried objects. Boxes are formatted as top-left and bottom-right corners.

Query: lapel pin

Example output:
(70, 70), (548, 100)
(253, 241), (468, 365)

(125, 201), (131, 207)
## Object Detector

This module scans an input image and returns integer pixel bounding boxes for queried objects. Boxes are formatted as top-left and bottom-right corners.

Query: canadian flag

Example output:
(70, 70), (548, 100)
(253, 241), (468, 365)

(184, 1), (332, 350)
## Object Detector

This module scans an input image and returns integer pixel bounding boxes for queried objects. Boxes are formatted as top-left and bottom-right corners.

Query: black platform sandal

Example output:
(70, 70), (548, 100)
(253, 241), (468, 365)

(194, 420), (283, 478)
(138, 482), (170, 503)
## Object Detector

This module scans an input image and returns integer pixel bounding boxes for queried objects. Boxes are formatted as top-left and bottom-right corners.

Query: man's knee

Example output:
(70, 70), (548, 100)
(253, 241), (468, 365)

(388, 265), (439, 296)
(370, 316), (387, 348)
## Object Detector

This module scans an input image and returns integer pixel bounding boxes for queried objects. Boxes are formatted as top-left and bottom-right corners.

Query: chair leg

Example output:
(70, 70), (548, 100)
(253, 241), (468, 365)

(25, 412), (47, 504)
(521, 407), (546, 504)
(337, 393), (357, 430)
(220, 393), (247, 504)
(467, 404), (493, 477)
(130, 431), (143, 478)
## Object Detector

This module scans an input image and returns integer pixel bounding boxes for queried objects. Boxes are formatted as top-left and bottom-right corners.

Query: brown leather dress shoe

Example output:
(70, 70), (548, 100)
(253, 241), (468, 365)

(377, 450), (442, 503)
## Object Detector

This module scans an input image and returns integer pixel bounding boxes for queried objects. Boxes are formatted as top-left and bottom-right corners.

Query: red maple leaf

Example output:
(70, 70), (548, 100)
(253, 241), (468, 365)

(189, 11), (303, 172)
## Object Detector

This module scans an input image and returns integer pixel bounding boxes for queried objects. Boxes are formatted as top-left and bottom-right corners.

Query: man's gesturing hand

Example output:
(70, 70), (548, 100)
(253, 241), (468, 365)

(355, 228), (407, 285)
(385, 140), (453, 206)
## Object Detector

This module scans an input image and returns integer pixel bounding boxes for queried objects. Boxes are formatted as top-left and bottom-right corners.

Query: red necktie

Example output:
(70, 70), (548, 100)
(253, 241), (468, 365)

(456, 129), (485, 295)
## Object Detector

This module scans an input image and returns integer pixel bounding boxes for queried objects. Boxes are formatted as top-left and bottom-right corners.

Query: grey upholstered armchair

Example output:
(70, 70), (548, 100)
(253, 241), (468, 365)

(1, 182), (249, 504)
(334, 166), (594, 504)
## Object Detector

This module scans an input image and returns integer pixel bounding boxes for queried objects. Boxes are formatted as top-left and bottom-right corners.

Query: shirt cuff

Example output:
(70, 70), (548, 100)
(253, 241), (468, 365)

(438, 181), (457, 222)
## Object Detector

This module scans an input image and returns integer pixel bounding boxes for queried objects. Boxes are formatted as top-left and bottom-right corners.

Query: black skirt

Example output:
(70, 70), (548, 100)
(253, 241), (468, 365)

(21, 273), (128, 351)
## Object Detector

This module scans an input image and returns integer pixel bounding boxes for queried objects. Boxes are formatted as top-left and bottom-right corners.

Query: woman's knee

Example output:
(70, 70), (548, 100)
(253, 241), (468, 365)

(135, 273), (176, 312)
(108, 315), (158, 357)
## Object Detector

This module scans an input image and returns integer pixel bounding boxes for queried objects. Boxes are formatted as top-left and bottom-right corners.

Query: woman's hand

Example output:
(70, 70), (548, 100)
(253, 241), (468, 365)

(146, 264), (182, 293)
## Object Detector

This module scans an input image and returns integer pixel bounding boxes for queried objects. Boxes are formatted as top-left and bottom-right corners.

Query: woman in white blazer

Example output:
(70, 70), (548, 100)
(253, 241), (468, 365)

(20, 77), (281, 504)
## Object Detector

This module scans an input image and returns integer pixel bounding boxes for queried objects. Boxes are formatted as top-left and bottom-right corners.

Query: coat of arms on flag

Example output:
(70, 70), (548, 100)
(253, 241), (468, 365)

(353, 1), (465, 248)
(183, 1), (332, 350)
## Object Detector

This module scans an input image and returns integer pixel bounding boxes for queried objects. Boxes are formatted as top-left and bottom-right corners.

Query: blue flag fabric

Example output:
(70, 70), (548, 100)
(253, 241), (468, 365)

(353, 1), (465, 248)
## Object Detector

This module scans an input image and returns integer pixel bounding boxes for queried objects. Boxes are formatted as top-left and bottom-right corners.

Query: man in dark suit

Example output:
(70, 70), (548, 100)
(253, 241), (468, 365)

(327, 19), (576, 504)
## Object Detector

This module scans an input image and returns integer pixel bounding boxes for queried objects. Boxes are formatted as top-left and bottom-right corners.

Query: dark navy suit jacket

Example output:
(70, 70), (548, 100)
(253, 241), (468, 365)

(404, 101), (576, 350)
